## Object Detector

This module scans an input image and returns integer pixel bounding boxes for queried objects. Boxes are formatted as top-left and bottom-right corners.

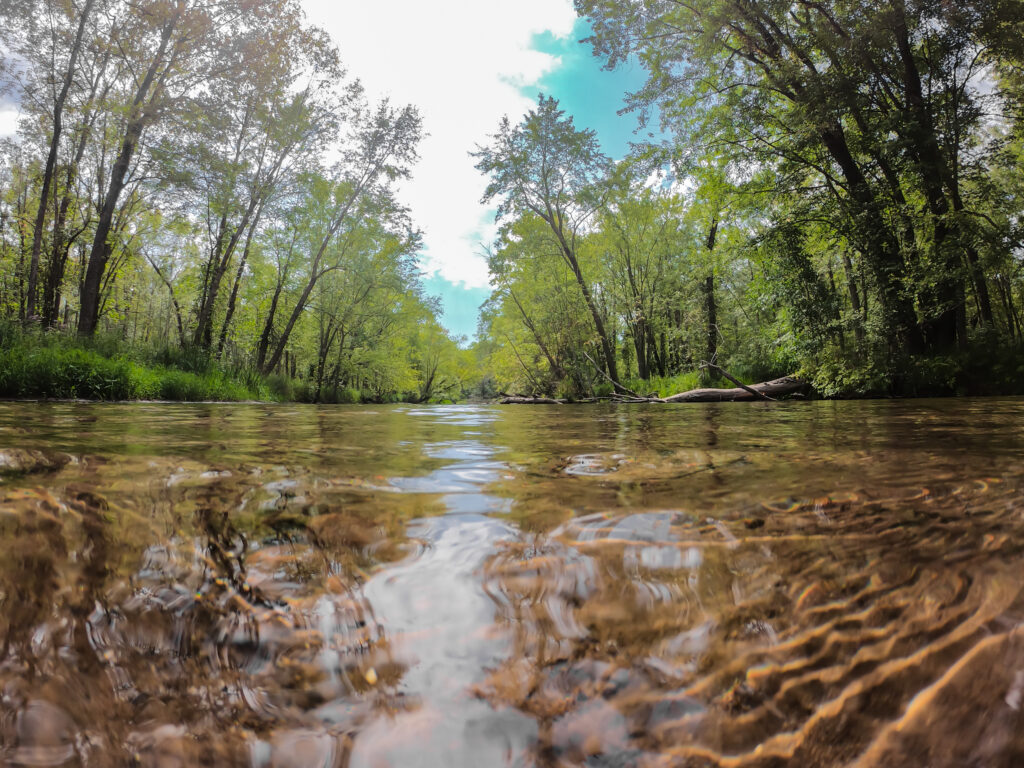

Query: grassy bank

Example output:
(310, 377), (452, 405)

(0, 326), (461, 404)
(8, 325), (1021, 405)
(0, 328), (270, 402)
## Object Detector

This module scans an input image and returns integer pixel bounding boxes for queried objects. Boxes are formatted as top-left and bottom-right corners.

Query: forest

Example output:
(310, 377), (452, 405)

(2, 0), (1024, 402)
(0, 0), (474, 402)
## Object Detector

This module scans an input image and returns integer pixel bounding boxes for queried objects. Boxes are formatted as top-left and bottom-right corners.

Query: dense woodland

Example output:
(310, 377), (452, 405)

(2, 0), (1024, 401)
(477, 0), (1024, 398)
(0, 0), (473, 402)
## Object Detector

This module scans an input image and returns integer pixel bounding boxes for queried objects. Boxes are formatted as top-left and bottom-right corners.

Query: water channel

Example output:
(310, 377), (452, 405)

(1, 400), (1023, 766)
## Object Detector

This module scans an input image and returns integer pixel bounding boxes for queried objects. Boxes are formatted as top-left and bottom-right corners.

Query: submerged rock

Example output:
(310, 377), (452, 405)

(0, 450), (71, 477)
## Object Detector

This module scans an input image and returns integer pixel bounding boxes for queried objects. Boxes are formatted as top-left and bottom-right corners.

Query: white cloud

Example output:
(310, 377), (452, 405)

(301, 0), (576, 289)
(0, 101), (18, 138)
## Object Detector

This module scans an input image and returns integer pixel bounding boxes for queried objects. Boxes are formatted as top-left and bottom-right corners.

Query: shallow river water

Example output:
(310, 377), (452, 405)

(1, 400), (1024, 767)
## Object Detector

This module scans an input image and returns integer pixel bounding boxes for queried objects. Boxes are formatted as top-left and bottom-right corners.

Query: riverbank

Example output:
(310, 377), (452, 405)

(0, 329), (454, 404)
(0, 343), (267, 402)
(5, 326), (1024, 405)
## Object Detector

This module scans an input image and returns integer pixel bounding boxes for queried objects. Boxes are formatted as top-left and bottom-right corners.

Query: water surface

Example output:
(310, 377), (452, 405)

(1, 400), (1023, 767)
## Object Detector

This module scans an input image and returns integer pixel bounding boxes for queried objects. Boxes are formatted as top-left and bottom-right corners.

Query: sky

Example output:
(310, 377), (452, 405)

(302, 1), (649, 340)
(0, 2), (649, 341)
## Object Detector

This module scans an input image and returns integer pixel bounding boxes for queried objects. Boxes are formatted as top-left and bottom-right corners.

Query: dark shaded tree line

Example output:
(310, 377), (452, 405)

(475, 0), (1024, 397)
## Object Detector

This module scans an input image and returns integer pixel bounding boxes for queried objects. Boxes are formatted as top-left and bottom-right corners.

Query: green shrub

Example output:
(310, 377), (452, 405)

(264, 374), (295, 401)
(0, 346), (141, 399)
(0, 331), (267, 402)
(623, 371), (703, 399)
(157, 370), (204, 401)
(315, 385), (363, 404)
(144, 344), (214, 374)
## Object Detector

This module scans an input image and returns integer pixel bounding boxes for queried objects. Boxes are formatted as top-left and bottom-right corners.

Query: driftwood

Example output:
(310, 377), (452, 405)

(499, 396), (566, 405)
(702, 363), (775, 401)
(662, 376), (807, 403)
(499, 375), (807, 404)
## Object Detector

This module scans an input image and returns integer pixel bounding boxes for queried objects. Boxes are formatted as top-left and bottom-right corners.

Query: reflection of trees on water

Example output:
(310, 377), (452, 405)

(0, 461), (421, 767)
(479, 480), (1024, 767)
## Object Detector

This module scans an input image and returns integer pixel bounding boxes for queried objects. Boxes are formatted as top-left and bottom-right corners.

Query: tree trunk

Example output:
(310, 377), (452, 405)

(663, 376), (807, 403)
(1003, 276), (1022, 339)
(146, 254), (186, 346)
(78, 14), (177, 336)
(195, 188), (268, 350)
(893, 8), (965, 348)
(581, 276), (619, 385)
(314, 319), (338, 402)
(733, 1), (924, 352)
(703, 219), (719, 370)
(819, 125), (925, 353)
(631, 319), (649, 380)
(193, 213), (229, 348)
(255, 280), (284, 372)
(263, 269), (320, 375)
(26, 0), (95, 322)
(44, 49), (109, 327)
(893, 0), (992, 328)
(542, 214), (622, 388)
(703, 274), (717, 364)
(508, 287), (565, 379)
(564, 244), (619, 387)
(216, 212), (261, 356)
(841, 251), (865, 345)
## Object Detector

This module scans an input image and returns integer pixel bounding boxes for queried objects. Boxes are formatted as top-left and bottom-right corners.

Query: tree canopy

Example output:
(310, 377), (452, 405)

(474, 1), (1024, 398)
(3, 0), (1024, 402)
(0, 0), (468, 403)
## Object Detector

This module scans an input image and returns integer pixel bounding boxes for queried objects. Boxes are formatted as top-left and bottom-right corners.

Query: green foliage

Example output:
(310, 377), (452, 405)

(800, 333), (1024, 398)
(4, 0), (1024, 403)
(0, 331), (266, 402)
(622, 372), (703, 399)
(0, 0), (455, 405)
(307, 385), (364, 404)
(548, 0), (1024, 398)
(263, 374), (296, 402)
(144, 345), (217, 375)
(0, 346), (143, 400)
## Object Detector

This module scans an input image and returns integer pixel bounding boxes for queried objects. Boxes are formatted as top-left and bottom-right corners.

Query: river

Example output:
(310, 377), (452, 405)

(1, 400), (1023, 767)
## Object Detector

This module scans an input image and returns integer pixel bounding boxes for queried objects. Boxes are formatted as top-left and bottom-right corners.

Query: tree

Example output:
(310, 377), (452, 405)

(13, 0), (97, 322)
(0, 0), (463, 403)
(474, 95), (623, 388)
(259, 100), (422, 374)
(181, 16), (343, 352)
(594, 168), (681, 379)
(483, 214), (594, 394)
(577, 0), (1016, 354)
(78, 0), (300, 336)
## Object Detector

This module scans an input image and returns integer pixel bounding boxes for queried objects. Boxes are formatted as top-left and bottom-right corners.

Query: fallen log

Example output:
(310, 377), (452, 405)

(498, 376), (807, 404)
(663, 376), (807, 403)
(702, 363), (774, 401)
(499, 396), (566, 405)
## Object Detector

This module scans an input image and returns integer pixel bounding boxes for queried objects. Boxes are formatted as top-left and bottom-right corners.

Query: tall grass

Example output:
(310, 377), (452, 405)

(0, 323), (271, 402)
(622, 371), (705, 398)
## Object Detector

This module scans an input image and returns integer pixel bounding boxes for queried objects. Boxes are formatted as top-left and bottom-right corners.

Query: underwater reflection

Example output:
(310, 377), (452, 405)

(1, 400), (1024, 766)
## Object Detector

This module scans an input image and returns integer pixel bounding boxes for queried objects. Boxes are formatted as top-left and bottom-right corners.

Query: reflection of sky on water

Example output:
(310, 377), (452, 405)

(344, 405), (529, 764)
(387, 409), (512, 507)
(387, 439), (513, 514)
(355, 515), (535, 767)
